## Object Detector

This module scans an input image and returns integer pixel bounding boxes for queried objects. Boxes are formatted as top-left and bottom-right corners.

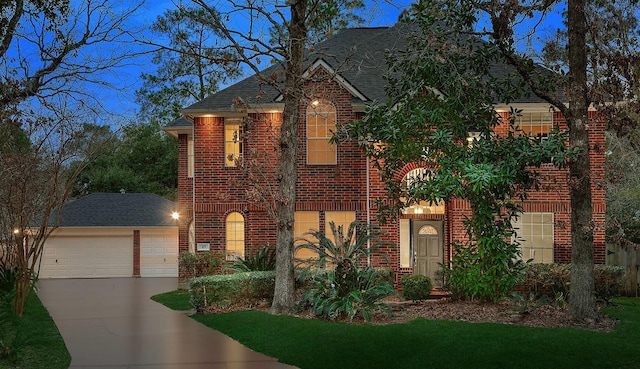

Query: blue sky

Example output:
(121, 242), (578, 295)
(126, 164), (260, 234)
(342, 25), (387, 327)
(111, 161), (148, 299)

(99, 0), (414, 124)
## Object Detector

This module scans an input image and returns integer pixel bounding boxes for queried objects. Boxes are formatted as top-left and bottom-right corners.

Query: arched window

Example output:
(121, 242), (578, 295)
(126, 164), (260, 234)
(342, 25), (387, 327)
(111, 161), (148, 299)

(401, 168), (445, 215)
(226, 212), (245, 260)
(307, 99), (337, 165)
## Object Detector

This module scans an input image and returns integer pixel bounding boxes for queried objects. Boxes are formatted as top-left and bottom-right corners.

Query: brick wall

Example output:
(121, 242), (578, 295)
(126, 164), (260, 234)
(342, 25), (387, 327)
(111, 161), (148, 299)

(176, 77), (607, 282)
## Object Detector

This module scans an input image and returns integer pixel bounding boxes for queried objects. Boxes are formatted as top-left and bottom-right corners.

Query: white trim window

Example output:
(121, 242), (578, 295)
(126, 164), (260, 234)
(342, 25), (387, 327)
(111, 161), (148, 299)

(188, 136), (194, 178)
(224, 119), (242, 167)
(513, 212), (554, 264)
(225, 212), (245, 260)
(307, 99), (337, 165)
(516, 112), (554, 137)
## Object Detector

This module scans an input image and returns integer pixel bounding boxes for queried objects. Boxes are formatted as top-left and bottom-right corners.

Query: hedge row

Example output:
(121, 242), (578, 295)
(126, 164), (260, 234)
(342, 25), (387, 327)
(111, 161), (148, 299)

(189, 268), (394, 311)
(518, 263), (626, 301)
(188, 271), (275, 311)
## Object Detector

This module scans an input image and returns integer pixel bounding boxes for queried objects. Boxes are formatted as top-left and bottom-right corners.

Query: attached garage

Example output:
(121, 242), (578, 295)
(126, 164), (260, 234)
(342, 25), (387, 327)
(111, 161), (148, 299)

(140, 230), (179, 277)
(40, 193), (178, 279)
(40, 231), (133, 278)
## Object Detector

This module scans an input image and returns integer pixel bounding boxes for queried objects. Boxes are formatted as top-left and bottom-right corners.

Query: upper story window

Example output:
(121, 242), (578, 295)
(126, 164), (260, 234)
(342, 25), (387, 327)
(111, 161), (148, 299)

(516, 112), (554, 137)
(188, 136), (194, 178)
(225, 119), (242, 167)
(307, 99), (337, 165)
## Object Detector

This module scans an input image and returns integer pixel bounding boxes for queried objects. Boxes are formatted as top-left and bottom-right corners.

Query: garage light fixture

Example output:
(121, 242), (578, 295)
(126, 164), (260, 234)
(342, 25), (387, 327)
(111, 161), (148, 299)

(171, 212), (180, 220)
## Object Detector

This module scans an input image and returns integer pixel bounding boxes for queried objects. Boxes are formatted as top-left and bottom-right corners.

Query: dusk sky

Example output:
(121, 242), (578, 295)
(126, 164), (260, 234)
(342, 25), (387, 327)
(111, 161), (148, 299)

(100, 0), (414, 124)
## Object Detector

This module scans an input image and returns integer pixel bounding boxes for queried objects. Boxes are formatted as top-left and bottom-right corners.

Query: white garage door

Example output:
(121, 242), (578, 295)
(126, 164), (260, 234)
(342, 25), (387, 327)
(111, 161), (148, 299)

(140, 231), (178, 277)
(39, 236), (133, 278)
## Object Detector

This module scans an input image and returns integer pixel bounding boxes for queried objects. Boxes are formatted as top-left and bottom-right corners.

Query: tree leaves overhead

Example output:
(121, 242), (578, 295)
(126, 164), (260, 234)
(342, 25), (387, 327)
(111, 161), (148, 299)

(136, 5), (241, 125)
(345, 0), (569, 219)
(340, 0), (571, 301)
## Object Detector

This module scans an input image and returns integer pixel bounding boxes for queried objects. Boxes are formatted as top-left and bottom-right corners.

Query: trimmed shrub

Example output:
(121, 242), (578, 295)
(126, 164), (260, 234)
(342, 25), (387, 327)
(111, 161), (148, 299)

(179, 251), (224, 279)
(188, 271), (275, 311)
(594, 265), (626, 299)
(401, 274), (432, 301)
(518, 263), (625, 301)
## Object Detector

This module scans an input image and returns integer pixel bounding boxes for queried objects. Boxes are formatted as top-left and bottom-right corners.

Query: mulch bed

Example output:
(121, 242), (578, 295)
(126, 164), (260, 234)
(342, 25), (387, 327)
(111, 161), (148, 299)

(200, 297), (619, 332)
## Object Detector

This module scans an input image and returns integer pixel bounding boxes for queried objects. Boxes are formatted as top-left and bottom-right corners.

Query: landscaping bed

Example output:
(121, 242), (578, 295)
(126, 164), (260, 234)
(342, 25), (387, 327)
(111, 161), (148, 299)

(196, 296), (618, 331)
(375, 298), (619, 331)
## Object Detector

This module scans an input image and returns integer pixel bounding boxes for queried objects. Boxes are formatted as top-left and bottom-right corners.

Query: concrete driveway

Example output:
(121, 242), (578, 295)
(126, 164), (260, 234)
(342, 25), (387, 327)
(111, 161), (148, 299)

(37, 278), (297, 369)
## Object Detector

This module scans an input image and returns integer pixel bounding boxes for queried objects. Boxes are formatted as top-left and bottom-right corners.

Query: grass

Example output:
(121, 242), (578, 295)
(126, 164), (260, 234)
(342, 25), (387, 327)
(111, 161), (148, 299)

(150, 289), (193, 311)
(0, 290), (70, 369)
(154, 291), (640, 369)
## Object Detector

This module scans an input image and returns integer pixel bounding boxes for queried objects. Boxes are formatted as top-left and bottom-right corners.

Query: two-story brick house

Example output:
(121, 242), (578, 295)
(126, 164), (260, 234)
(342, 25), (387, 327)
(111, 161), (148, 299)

(163, 24), (606, 286)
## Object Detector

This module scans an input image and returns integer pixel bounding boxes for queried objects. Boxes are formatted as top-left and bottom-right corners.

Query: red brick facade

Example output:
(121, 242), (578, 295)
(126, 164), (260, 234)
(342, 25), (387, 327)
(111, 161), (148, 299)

(172, 72), (606, 287)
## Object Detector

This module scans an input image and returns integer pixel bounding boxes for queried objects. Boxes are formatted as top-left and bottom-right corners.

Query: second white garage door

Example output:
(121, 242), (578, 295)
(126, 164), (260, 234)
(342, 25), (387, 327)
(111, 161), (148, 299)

(140, 230), (178, 277)
(39, 235), (133, 278)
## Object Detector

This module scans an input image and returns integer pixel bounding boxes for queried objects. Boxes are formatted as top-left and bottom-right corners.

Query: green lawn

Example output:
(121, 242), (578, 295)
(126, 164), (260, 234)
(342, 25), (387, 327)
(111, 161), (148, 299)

(0, 291), (70, 369)
(153, 290), (640, 369)
(150, 288), (193, 311)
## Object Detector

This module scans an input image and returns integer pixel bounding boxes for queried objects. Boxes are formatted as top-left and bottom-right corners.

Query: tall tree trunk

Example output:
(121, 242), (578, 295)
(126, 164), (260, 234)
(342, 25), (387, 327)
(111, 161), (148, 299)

(567, 0), (597, 320)
(270, 0), (307, 314)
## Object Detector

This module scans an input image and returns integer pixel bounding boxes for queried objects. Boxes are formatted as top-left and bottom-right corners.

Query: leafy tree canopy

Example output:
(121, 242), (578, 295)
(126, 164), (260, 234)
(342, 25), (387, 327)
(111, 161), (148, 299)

(340, 0), (571, 301)
(72, 121), (177, 200)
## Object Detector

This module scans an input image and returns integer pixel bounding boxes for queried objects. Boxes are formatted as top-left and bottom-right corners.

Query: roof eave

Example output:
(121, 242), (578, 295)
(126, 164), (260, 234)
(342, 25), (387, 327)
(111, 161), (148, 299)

(181, 103), (285, 120)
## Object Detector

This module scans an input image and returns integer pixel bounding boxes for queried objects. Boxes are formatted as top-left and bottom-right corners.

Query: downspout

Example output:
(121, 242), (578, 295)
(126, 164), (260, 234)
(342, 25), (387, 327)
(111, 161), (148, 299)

(191, 129), (196, 253)
(366, 155), (371, 267)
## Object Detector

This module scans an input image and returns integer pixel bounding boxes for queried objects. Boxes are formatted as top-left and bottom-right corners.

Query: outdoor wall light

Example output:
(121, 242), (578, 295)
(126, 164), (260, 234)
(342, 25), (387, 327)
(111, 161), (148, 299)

(171, 212), (180, 220)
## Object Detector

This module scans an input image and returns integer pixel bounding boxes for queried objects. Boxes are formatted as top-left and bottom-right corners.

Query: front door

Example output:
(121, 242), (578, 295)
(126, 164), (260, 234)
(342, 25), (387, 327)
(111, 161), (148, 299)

(413, 220), (443, 287)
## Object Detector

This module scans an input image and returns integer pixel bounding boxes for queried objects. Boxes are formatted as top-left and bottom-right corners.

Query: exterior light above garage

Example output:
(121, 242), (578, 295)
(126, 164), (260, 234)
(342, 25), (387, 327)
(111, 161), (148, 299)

(171, 212), (180, 220)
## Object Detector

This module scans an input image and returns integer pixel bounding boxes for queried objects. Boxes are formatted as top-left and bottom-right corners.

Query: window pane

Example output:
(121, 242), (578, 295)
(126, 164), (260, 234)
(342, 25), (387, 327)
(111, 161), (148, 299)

(517, 112), (553, 136)
(226, 212), (245, 260)
(513, 212), (554, 264)
(307, 99), (337, 165)
(294, 211), (320, 261)
(225, 120), (242, 167)
(325, 211), (356, 246)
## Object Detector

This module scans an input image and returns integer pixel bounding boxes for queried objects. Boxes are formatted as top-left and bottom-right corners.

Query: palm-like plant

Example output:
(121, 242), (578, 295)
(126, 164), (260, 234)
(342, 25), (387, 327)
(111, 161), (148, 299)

(296, 221), (395, 322)
(224, 243), (276, 273)
(296, 221), (389, 269)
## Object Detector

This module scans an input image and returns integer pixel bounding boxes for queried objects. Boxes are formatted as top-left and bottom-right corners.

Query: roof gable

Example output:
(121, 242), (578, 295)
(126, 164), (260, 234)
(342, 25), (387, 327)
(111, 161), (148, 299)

(175, 23), (552, 122)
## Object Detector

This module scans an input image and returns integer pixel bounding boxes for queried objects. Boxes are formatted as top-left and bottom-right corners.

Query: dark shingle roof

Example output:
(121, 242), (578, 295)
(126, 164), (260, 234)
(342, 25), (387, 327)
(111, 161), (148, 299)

(180, 26), (399, 115)
(53, 193), (177, 227)
(169, 23), (550, 127)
